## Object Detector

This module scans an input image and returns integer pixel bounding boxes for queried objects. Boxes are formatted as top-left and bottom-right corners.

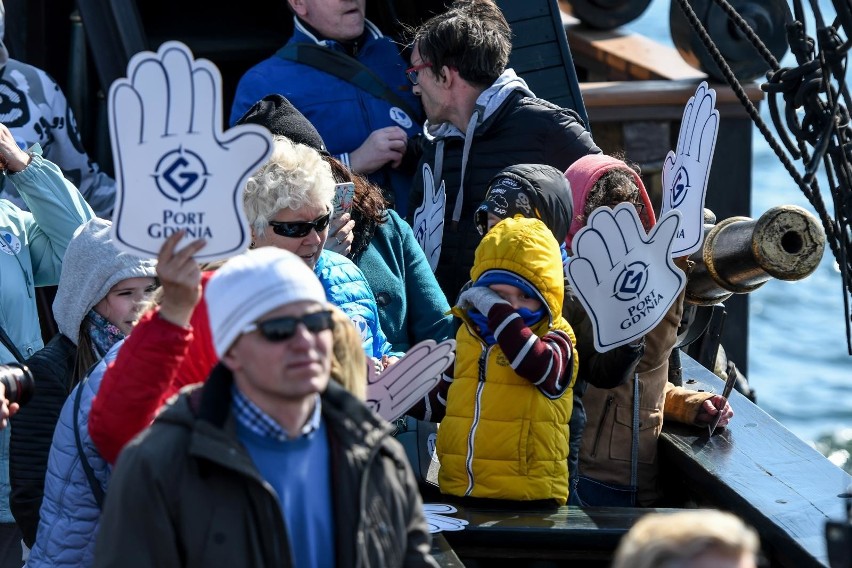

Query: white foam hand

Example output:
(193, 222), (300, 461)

(366, 339), (456, 422)
(567, 204), (686, 351)
(422, 504), (469, 533)
(661, 81), (719, 257)
(412, 163), (446, 272)
(109, 41), (272, 261)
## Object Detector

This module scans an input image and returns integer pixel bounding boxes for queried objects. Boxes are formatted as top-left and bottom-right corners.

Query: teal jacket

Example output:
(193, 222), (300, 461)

(0, 147), (95, 523)
(355, 210), (453, 352)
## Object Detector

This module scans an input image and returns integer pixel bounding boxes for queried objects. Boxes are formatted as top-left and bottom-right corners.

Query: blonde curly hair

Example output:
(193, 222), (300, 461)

(242, 136), (334, 236)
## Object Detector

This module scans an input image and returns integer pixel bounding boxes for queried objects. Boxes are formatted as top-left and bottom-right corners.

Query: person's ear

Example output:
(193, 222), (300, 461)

(221, 347), (242, 374)
(288, 0), (307, 18)
(438, 65), (454, 88)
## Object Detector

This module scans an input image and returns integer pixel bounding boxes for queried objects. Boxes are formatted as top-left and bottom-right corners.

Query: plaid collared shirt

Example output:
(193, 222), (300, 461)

(232, 386), (322, 442)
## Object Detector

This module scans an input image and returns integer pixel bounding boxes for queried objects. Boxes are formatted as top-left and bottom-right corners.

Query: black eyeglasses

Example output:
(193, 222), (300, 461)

(268, 211), (331, 238)
(406, 62), (430, 86)
(242, 310), (334, 342)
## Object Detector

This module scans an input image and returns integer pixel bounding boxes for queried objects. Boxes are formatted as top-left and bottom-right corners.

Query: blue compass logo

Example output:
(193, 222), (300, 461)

(153, 147), (209, 205)
(613, 261), (649, 301)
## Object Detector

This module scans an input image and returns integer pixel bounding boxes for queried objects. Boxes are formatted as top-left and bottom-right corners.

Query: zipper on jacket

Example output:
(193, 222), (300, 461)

(355, 431), (390, 568)
(590, 394), (615, 459)
(464, 346), (489, 496)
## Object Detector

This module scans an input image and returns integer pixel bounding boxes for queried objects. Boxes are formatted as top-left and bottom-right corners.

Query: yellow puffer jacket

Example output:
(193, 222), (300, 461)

(438, 217), (579, 504)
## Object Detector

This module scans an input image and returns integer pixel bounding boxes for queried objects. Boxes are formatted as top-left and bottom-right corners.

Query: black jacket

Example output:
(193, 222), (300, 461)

(10, 333), (77, 547)
(409, 87), (600, 301)
(93, 365), (437, 568)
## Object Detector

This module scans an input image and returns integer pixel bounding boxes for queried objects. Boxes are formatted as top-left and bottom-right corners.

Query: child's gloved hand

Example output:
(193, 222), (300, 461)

(457, 287), (509, 315)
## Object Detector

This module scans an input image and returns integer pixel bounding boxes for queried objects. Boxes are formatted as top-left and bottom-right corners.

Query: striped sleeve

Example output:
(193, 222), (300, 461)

(406, 362), (454, 422)
(488, 303), (573, 399)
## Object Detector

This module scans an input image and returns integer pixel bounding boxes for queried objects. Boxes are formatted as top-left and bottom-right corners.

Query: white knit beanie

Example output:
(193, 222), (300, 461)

(206, 247), (327, 357)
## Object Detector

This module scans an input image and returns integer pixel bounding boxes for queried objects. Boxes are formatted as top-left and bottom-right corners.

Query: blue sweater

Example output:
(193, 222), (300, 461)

(356, 210), (453, 352)
(236, 416), (335, 568)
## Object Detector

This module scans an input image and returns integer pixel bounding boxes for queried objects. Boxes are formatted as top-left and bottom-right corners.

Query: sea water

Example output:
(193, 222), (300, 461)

(625, 1), (852, 455)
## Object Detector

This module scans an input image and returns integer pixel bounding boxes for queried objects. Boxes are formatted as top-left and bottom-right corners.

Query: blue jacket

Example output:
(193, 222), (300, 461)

(0, 148), (94, 524)
(27, 344), (120, 568)
(230, 18), (421, 212)
(356, 210), (452, 352)
(314, 249), (397, 359)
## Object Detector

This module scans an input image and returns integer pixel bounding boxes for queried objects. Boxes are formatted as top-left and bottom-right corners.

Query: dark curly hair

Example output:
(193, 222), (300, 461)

(324, 156), (388, 261)
(580, 158), (651, 232)
(411, 0), (512, 88)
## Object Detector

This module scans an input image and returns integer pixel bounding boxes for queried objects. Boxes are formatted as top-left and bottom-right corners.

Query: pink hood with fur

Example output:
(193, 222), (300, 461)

(564, 154), (656, 250)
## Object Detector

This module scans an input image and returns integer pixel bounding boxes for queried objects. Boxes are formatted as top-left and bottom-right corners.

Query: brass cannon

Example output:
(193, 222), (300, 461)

(686, 205), (826, 305)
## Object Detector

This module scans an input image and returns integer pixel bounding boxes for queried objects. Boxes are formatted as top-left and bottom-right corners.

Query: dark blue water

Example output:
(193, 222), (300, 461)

(626, 1), (852, 445)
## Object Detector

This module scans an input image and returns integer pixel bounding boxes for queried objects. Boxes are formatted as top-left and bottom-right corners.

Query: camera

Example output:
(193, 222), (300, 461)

(0, 363), (34, 406)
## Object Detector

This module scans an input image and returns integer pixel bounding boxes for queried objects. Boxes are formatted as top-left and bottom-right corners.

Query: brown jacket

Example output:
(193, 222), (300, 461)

(578, 264), (712, 506)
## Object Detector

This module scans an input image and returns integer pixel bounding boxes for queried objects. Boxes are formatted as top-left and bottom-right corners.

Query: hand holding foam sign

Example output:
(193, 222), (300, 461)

(566, 204), (686, 351)
(109, 41), (272, 261)
(367, 339), (455, 422)
(661, 81), (719, 257)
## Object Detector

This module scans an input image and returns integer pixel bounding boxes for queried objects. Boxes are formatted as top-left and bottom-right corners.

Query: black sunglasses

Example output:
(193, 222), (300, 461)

(268, 211), (331, 239)
(242, 310), (334, 342)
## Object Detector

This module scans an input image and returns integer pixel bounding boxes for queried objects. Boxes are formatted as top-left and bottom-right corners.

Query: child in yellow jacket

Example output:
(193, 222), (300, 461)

(436, 216), (579, 505)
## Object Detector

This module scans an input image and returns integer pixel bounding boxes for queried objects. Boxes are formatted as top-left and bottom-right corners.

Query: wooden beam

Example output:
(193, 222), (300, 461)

(660, 354), (852, 568)
(562, 13), (705, 82)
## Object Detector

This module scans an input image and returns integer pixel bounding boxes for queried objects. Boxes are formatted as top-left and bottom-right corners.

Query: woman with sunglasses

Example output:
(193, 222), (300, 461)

(242, 136), (400, 365)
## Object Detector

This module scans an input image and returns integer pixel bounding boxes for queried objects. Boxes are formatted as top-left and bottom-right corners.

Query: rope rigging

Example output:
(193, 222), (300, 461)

(674, 0), (852, 353)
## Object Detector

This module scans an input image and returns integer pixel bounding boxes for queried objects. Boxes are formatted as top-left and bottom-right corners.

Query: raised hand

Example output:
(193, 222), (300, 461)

(661, 81), (719, 257)
(412, 163), (446, 272)
(108, 41), (271, 261)
(156, 229), (206, 327)
(0, 123), (31, 172)
(324, 212), (355, 256)
(567, 204), (686, 351)
(422, 504), (469, 534)
(366, 339), (455, 422)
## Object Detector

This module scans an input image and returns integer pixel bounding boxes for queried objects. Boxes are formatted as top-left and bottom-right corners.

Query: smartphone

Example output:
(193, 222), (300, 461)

(332, 182), (355, 218)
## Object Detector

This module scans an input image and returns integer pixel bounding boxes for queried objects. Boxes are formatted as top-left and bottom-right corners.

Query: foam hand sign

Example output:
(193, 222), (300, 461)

(367, 339), (455, 422)
(109, 41), (272, 261)
(412, 163), (446, 272)
(661, 81), (719, 257)
(567, 204), (686, 351)
(422, 504), (469, 534)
